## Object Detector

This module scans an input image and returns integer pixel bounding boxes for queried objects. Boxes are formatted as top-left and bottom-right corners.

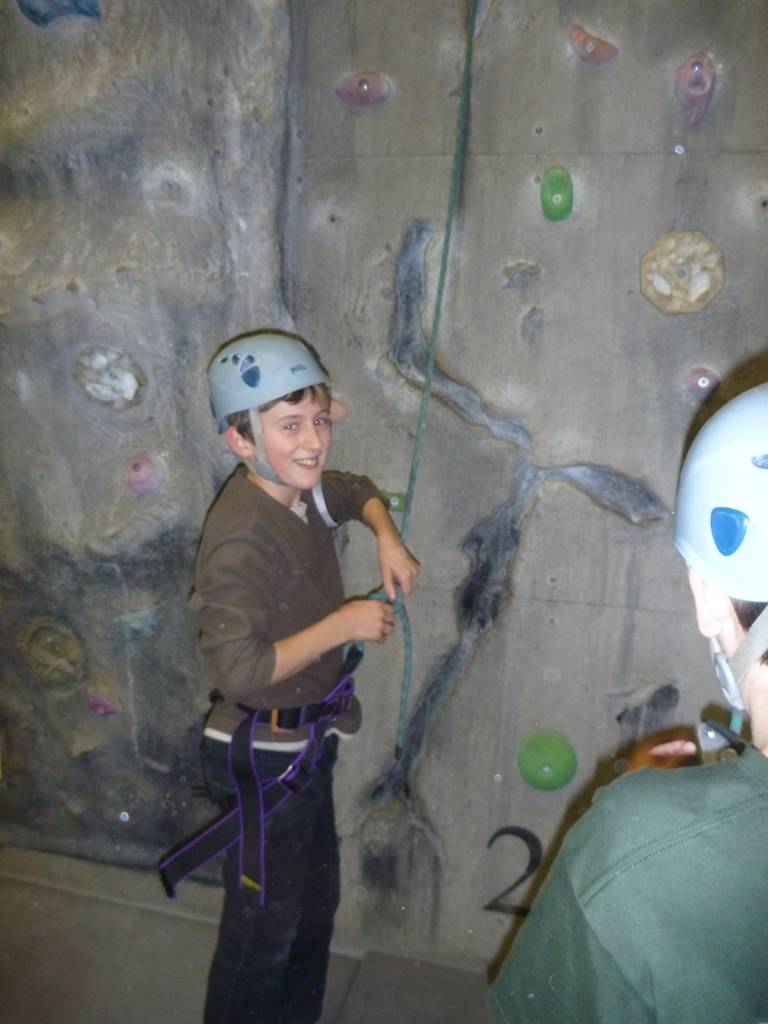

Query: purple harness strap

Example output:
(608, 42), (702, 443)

(159, 665), (356, 904)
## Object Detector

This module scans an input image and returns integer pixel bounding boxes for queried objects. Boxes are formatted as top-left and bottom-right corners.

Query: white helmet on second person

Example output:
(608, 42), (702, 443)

(674, 383), (768, 709)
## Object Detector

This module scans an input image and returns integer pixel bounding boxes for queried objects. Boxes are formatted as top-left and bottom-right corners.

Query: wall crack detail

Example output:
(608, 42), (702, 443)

(369, 221), (669, 807)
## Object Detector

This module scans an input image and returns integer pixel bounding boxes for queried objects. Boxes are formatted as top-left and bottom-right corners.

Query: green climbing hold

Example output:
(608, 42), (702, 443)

(517, 730), (577, 790)
(540, 167), (574, 222)
(381, 491), (407, 513)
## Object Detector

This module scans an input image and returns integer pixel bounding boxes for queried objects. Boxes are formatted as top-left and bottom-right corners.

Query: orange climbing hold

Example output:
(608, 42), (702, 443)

(568, 24), (618, 63)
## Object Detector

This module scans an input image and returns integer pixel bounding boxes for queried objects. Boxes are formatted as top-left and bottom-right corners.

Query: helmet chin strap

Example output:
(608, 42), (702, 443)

(246, 409), (331, 520)
(248, 409), (290, 487)
(710, 603), (768, 714)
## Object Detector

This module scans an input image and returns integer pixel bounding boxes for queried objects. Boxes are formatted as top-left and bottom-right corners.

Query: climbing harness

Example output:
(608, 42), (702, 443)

(159, 646), (360, 902)
(386, 0), (479, 758)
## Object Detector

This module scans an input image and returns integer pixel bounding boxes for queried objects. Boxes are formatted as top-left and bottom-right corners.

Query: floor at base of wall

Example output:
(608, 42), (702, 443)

(0, 846), (491, 1024)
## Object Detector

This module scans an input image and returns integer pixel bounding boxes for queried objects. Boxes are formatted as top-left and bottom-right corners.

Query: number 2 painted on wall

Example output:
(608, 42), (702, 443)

(484, 826), (543, 916)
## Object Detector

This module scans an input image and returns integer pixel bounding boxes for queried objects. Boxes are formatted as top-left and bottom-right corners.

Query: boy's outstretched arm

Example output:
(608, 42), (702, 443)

(361, 496), (421, 601)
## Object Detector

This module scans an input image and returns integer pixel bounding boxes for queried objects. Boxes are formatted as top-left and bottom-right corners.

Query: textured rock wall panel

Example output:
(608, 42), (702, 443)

(0, 0), (291, 863)
(2, 0), (768, 968)
(285, 0), (768, 962)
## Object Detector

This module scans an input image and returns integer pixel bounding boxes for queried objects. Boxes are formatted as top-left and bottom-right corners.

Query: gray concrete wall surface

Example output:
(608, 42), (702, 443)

(1, 0), (767, 968)
(284, 0), (768, 963)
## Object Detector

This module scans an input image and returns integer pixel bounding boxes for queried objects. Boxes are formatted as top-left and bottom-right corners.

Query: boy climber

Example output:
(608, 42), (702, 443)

(489, 384), (768, 1022)
(192, 331), (419, 1024)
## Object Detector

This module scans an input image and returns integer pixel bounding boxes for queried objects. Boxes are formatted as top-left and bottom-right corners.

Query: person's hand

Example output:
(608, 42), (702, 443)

(626, 727), (698, 772)
(337, 599), (395, 644)
(377, 537), (420, 601)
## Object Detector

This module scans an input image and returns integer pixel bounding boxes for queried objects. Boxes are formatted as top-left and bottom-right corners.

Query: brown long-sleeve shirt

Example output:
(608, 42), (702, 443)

(190, 465), (379, 743)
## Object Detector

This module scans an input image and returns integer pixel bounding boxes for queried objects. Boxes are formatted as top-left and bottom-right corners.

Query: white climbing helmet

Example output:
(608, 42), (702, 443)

(674, 383), (768, 603)
(675, 383), (768, 711)
(208, 332), (329, 433)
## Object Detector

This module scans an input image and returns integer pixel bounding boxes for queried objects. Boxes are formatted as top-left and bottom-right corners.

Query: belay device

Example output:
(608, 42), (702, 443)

(159, 646), (361, 904)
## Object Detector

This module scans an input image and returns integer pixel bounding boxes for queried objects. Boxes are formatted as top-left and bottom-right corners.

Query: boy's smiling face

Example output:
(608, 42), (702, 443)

(259, 391), (332, 492)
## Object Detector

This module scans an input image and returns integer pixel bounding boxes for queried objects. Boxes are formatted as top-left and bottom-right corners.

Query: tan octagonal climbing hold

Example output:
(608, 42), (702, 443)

(640, 231), (724, 314)
(23, 619), (84, 684)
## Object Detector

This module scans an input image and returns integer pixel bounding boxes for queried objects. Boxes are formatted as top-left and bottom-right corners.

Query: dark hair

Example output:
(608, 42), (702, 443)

(732, 598), (768, 666)
(224, 384), (330, 443)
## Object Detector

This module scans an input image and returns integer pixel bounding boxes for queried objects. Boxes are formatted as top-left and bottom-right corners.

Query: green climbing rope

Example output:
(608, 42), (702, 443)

(390, 0), (479, 758)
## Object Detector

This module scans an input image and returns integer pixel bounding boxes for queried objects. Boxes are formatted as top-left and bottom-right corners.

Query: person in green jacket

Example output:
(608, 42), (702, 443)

(489, 383), (768, 1023)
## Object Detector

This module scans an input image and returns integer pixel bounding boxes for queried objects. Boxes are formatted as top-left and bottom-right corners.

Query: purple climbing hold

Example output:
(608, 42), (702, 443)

(86, 693), (118, 716)
(675, 53), (716, 126)
(335, 71), (391, 108)
(125, 452), (166, 494)
(686, 367), (720, 400)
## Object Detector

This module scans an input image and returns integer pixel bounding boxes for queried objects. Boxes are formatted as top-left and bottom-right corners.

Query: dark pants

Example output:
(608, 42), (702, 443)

(202, 734), (340, 1024)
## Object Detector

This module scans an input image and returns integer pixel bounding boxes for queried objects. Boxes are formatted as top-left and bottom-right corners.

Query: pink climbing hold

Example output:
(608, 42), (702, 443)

(568, 24), (618, 63)
(125, 451), (166, 494)
(685, 367), (720, 400)
(335, 71), (391, 108)
(675, 53), (716, 126)
(87, 693), (118, 716)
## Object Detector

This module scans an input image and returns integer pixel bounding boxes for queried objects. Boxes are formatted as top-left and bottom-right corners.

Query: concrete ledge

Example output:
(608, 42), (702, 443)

(0, 846), (359, 1023)
(0, 846), (491, 1023)
(0, 844), (224, 924)
(339, 951), (491, 1024)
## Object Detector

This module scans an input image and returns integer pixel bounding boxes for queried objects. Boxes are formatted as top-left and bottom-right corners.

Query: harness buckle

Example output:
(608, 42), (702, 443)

(280, 761), (313, 794)
(270, 708), (294, 734)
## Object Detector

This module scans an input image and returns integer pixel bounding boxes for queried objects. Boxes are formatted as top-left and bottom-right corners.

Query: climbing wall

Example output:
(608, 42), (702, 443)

(0, 1), (292, 860)
(285, 0), (768, 961)
(2, 0), (768, 968)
